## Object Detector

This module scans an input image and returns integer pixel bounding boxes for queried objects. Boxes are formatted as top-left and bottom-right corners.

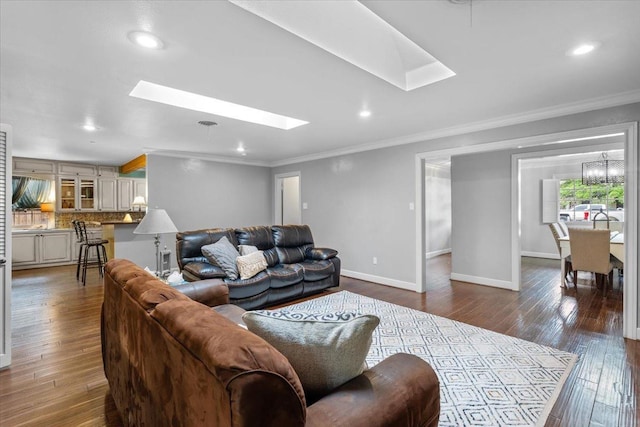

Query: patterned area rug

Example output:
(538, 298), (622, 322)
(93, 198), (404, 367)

(281, 291), (578, 427)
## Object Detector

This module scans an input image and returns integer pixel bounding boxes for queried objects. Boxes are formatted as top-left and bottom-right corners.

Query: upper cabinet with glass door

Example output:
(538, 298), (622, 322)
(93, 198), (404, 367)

(57, 176), (97, 211)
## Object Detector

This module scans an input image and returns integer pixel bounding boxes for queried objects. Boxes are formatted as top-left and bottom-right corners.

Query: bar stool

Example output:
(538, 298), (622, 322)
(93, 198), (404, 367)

(73, 220), (108, 286)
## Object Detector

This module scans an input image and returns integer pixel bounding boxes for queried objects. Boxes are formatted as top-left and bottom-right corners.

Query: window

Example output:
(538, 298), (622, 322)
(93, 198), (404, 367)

(559, 178), (624, 221)
(12, 176), (55, 228)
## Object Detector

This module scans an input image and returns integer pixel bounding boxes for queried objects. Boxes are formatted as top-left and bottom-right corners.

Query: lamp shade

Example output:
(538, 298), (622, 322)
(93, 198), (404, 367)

(40, 202), (55, 212)
(133, 209), (178, 235)
(132, 196), (146, 206)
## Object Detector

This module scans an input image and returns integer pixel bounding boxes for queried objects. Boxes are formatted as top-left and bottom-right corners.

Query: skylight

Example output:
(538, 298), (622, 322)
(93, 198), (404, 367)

(129, 81), (309, 130)
(229, 0), (455, 91)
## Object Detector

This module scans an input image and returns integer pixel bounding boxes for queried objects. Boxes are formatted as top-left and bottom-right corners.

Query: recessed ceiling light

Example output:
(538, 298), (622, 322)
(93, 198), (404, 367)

(359, 110), (371, 118)
(130, 80), (309, 130)
(569, 42), (599, 56)
(128, 31), (164, 49)
(237, 146), (245, 153)
(83, 123), (97, 131)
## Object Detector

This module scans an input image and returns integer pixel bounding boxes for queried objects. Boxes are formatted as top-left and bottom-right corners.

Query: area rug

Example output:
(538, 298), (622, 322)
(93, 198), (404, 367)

(280, 291), (578, 427)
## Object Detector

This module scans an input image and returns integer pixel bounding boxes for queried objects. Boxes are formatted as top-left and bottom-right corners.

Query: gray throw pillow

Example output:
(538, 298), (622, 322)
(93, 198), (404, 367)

(242, 310), (380, 399)
(201, 236), (240, 280)
(238, 244), (259, 256)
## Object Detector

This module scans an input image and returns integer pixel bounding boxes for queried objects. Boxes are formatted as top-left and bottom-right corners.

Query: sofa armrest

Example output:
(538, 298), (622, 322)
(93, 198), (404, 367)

(306, 353), (439, 427)
(173, 279), (229, 307)
(306, 247), (338, 260)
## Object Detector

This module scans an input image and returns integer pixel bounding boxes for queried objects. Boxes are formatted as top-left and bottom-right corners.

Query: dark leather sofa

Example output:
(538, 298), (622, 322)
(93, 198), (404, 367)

(176, 225), (341, 309)
(102, 259), (441, 426)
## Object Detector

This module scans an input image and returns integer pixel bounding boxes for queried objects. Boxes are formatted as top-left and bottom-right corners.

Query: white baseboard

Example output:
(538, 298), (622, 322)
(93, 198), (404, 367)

(450, 272), (516, 291)
(426, 249), (451, 259)
(521, 251), (559, 260)
(341, 269), (417, 292)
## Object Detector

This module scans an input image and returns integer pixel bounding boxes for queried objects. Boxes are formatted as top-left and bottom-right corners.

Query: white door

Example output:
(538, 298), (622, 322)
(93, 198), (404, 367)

(274, 173), (301, 225)
(1, 124), (12, 368)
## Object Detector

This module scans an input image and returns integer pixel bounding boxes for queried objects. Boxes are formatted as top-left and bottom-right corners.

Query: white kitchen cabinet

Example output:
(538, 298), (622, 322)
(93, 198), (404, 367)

(12, 158), (56, 175)
(133, 179), (146, 202)
(58, 176), (97, 211)
(58, 162), (97, 176)
(12, 231), (72, 268)
(98, 178), (117, 211)
(97, 166), (118, 178)
(117, 179), (133, 211)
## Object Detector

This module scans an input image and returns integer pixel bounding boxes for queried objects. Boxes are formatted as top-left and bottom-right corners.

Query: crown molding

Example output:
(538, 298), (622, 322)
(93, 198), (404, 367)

(146, 149), (270, 167)
(270, 89), (640, 167)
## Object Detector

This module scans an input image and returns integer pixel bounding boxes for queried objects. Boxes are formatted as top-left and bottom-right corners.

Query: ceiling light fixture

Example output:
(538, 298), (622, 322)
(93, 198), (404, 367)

(83, 123), (97, 132)
(569, 42), (598, 56)
(237, 146), (245, 153)
(582, 152), (624, 185)
(128, 31), (164, 49)
(130, 80), (308, 130)
(359, 110), (372, 118)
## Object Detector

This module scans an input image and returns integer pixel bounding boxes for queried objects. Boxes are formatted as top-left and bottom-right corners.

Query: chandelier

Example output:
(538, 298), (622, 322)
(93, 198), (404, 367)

(582, 152), (624, 185)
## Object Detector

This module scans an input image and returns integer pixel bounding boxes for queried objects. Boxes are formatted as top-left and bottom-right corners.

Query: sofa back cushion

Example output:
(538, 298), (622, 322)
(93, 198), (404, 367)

(103, 258), (307, 426)
(272, 225), (314, 264)
(176, 228), (237, 270)
(236, 226), (279, 267)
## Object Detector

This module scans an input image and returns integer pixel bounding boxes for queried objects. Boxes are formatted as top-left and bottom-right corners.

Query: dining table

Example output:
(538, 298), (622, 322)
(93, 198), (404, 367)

(558, 231), (624, 287)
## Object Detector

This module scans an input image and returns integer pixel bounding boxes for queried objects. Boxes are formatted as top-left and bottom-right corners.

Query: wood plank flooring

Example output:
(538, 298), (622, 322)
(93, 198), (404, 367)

(1, 256), (638, 426)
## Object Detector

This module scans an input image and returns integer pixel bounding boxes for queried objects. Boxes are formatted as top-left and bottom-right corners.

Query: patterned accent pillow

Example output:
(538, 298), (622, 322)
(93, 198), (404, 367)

(253, 310), (362, 322)
(242, 311), (380, 400)
(238, 244), (259, 256)
(236, 251), (268, 280)
(201, 236), (240, 280)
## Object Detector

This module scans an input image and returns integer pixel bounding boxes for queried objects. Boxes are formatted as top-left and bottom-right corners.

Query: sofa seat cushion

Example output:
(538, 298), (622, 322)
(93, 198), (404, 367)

(225, 271), (270, 299)
(266, 264), (304, 289)
(297, 260), (335, 282)
(183, 261), (227, 280)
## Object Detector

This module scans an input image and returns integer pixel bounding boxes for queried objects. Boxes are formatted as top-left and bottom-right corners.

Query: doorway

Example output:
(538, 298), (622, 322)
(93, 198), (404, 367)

(274, 172), (301, 225)
(415, 122), (638, 339)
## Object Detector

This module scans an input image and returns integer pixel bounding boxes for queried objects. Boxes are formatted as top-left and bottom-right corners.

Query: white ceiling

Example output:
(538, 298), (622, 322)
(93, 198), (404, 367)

(2, 0), (640, 167)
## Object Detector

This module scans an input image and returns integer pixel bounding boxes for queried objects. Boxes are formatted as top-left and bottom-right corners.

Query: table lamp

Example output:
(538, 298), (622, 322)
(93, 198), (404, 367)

(133, 208), (178, 276)
(132, 196), (147, 212)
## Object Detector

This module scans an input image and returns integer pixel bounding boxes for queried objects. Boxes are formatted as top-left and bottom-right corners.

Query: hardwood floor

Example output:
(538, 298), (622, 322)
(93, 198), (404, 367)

(1, 256), (638, 426)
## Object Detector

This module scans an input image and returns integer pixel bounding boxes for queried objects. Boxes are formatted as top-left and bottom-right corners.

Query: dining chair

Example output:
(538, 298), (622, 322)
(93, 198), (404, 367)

(568, 228), (614, 297)
(548, 223), (572, 281)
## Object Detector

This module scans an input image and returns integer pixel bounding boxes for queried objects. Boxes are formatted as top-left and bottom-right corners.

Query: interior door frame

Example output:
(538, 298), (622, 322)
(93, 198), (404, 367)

(1, 123), (12, 368)
(273, 171), (301, 225)
(415, 122), (638, 339)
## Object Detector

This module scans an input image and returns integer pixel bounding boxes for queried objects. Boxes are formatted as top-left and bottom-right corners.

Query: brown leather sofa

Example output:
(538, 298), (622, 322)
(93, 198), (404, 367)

(176, 224), (341, 309)
(102, 259), (440, 427)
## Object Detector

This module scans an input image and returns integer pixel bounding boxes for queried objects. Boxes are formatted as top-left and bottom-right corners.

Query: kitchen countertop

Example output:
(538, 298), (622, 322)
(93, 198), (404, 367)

(12, 227), (99, 233)
(100, 221), (141, 225)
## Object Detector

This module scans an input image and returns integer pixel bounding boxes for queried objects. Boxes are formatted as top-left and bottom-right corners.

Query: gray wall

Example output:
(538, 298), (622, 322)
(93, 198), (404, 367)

(272, 149), (416, 283)
(271, 102), (640, 327)
(148, 154), (272, 230)
(425, 164), (451, 257)
(520, 162), (581, 258)
(139, 154), (272, 270)
(451, 150), (512, 282)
